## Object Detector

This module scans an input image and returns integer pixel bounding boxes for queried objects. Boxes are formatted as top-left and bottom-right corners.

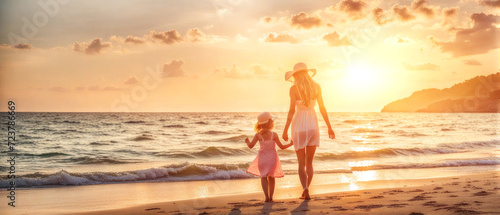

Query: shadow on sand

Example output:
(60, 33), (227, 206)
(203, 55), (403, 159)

(291, 200), (310, 215)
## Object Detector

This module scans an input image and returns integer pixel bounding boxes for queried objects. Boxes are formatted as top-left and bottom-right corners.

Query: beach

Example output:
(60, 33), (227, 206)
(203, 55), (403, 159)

(0, 169), (497, 214)
(75, 171), (500, 215)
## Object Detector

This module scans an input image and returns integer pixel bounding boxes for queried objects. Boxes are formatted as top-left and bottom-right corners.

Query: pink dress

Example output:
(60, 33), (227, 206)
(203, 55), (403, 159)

(246, 132), (284, 178)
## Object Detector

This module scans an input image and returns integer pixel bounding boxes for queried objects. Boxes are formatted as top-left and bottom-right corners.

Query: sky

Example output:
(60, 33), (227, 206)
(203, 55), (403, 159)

(0, 0), (498, 112)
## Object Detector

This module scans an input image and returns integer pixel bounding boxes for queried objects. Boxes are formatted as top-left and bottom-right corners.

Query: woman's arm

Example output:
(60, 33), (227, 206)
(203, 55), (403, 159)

(245, 133), (259, 149)
(282, 86), (297, 141)
(273, 132), (293, 149)
(316, 85), (335, 139)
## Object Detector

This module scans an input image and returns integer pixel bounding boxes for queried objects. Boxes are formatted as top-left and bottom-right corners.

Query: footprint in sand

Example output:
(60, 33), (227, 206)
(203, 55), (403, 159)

(145, 208), (161, 211)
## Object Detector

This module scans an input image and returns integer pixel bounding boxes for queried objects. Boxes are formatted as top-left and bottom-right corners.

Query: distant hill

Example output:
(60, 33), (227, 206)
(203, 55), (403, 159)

(381, 73), (500, 113)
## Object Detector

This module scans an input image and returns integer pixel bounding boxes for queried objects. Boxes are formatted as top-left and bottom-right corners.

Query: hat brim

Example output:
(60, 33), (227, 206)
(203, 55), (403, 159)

(257, 116), (278, 124)
(285, 69), (316, 81)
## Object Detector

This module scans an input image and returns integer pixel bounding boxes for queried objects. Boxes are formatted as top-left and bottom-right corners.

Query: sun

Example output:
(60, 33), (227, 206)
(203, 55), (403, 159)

(346, 63), (377, 86)
(342, 61), (381, 94)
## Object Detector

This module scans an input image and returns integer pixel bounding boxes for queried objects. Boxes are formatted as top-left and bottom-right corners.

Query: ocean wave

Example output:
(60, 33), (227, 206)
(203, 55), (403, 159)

(218, 135), (248, 142)
(316, 140), (499, 161)
(203, 130), (230, 135)
(343, 120), (364, 124)
(316, 147), (460, 160)
(351, 128), (384, 133)
(131, 134), (155, 141)
(19, 152), (69, 157)
(350, 159), (500, 171)
(62, 156), (139, 165)
(194, 121), (208, 125)
(0, 163), (251, 188)
(90, 141), (110, 146)
(153, 146), (254, 158)
(124, 120), (146, 124)
(163, 124), (186, 128)
(437, 140), (499, 150)
(390, 130), (427, 137)
(62, 120), (80, 124)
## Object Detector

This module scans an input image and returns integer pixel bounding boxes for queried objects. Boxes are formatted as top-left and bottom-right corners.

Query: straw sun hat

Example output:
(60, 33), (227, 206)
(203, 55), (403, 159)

(284, 62), (316, 81)
(257, 112), (277, 125)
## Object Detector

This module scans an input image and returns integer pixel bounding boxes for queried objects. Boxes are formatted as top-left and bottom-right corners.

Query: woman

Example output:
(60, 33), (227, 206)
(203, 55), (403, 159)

(282, 62), (335, 200)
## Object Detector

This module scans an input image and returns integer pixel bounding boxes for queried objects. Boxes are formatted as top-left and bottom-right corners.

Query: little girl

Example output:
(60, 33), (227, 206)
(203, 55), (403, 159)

(245, 112), (293, 202)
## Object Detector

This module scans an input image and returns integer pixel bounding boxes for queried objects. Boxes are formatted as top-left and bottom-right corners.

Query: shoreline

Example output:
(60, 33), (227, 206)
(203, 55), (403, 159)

(71, 171), (499, 215)
(2, 170), (494, 215)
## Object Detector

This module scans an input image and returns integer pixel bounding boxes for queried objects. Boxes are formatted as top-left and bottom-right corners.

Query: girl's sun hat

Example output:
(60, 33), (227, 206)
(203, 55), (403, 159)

(257, 112), (277, 125)
(284, 62), (316, 81)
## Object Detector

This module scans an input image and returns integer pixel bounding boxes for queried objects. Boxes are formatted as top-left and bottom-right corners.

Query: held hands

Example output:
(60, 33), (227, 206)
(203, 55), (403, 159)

(282, 132), (288, 141)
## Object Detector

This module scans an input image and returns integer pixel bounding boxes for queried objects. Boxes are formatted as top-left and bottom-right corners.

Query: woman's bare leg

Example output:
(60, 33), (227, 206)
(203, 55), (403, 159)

(295, 148), (307, 198)
(303, 146), (317, 200)
(305, 146), (317, 188)
(268, 177), (275, 202)
(261, 177), (269, 202)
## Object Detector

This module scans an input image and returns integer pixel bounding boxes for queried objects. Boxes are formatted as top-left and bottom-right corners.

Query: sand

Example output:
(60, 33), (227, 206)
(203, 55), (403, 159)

(70, 171), (499, 215)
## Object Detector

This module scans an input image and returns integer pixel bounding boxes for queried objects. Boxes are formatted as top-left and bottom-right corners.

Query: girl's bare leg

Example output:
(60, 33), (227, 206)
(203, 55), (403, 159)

(268, 177), (275, 202)
(261, 177), (269, 202)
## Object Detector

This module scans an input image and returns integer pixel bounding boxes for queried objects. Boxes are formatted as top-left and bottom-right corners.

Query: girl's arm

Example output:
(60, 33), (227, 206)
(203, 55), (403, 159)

(282, 86), (297, 141)
(316, 85), (335, 139)
(245, 133), (259, 149)
(274, 132), (293, 149)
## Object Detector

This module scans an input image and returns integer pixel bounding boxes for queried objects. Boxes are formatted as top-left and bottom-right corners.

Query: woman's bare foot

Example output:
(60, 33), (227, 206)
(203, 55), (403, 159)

(299, 189), (306, 199)
(269, 198), (274, 202)
(265, 197), (270, 202)
(303, 188), (311, 200)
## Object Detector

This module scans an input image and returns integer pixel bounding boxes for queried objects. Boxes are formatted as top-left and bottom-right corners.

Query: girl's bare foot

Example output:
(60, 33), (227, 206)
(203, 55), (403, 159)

(269, 198), (274, 202)
(265, 197), (270, 202)
(303, 188), (311, 200)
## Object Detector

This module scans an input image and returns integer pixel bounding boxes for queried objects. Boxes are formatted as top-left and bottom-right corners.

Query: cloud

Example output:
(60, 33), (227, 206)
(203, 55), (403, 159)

(385, 35), (415, 44)
(185, 28), (226, 43)
(251, 64), (269, 75)
(404, 62), (440, 71)
(372, 8), (393, 25)
(87, 85), (122, 91)
(150, 30), (182, 44)
(262, 16), (273, 23)
(162, 60), (185, 77)
(49, 86), (68, 92)
(213, 64), (249, 79)
(477, 0), (500, 8)
(429, 13), (499, 57)
(392, 4), (415, 22)
(265, 32), (299, 44)
(14, 43), (32, 50)
(290, 12), (322, 29)
(124, 77), (139, 85)
(73, 38), (111, 55)
(124, 36), (145, 44)
(462, 59), (482, 65)
(335, 0), (367, 20)
(410, 0), (436, 18)
(441, 7), (459, 26)
(322, 32), (351, 46)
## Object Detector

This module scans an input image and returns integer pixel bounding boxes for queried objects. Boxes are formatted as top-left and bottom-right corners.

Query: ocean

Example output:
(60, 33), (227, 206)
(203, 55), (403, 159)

(0, 112), (498, 188)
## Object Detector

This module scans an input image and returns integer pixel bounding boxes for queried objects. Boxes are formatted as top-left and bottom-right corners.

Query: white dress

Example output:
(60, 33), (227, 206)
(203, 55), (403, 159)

(291, 99), (320, 151)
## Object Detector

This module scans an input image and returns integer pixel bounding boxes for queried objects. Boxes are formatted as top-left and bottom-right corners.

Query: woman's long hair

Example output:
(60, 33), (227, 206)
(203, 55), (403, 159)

(293, 70), (318, 106)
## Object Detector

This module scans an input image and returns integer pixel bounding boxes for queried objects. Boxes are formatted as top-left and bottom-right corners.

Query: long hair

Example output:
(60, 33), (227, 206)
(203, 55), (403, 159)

(254, 120), (274, 133)
(293, 70), (318, 106)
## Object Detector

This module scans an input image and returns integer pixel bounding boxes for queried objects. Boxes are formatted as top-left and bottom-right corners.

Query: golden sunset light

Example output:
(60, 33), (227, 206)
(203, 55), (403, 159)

(0, 0), (498, 112)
